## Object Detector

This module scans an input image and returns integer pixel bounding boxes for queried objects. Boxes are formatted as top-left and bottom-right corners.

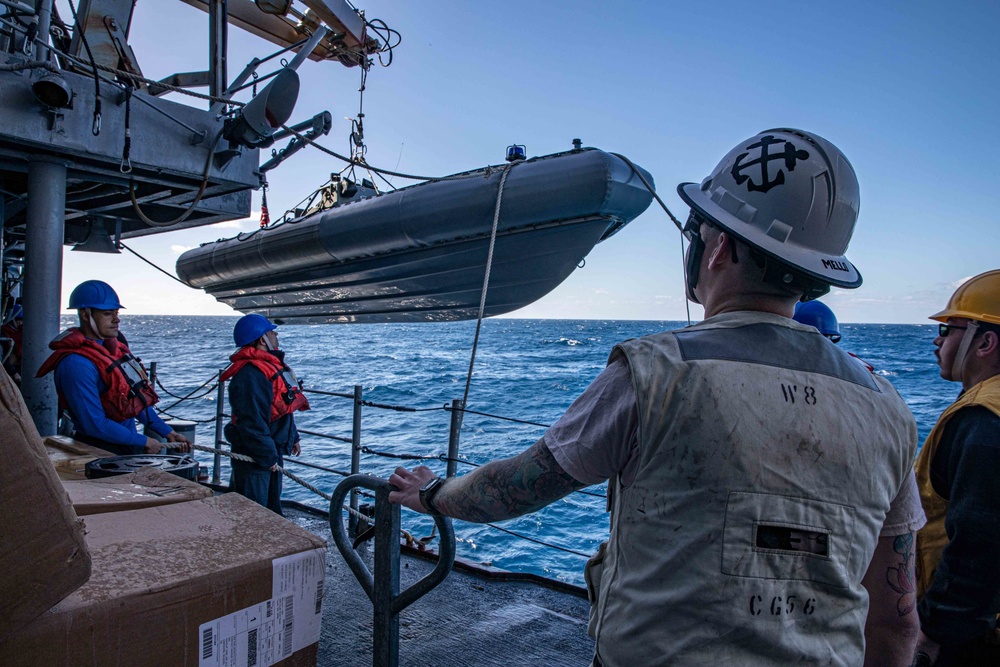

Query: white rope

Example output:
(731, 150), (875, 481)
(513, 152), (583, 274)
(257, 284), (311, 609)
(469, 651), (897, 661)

(178, 442), (333, 500)
(461, 162), (515, 410)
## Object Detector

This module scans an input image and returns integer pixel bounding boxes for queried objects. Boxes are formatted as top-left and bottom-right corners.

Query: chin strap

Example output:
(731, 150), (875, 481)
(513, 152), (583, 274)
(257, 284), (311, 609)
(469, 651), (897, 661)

(951, 320), (981, 383)
(83, 308), (101, 340)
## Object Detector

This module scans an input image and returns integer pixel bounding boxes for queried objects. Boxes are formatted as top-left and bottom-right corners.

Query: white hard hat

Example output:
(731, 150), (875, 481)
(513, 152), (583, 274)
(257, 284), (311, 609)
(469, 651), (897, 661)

(677, 128), (862, 289)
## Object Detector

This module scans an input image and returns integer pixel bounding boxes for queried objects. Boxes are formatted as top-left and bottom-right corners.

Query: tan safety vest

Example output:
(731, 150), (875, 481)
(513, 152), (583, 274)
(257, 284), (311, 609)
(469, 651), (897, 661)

(914, 375), (1000, 598)
(587, 311), (917, 666)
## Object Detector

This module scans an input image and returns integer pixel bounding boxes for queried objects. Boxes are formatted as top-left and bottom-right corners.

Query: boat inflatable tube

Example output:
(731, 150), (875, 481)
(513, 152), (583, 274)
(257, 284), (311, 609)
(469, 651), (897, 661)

(176, 148), (654, 323)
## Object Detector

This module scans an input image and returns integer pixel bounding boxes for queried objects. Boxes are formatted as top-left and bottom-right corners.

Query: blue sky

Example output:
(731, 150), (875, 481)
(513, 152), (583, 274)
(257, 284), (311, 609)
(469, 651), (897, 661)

(60, 0), (999, 322)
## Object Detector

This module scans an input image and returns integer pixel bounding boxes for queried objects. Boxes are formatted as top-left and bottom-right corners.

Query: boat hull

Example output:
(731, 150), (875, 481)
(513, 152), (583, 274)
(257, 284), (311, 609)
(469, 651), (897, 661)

(176, 148), (654, 323)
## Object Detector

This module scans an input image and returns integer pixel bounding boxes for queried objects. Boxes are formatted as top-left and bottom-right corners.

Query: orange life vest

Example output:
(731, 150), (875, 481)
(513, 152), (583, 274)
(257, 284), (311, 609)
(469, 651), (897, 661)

(220, 347), (310, 422)
(36, 328), (159, 421)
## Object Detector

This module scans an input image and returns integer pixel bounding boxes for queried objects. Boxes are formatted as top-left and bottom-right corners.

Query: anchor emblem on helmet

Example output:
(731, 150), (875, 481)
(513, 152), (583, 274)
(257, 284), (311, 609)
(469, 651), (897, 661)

(730, 135), (810, 194)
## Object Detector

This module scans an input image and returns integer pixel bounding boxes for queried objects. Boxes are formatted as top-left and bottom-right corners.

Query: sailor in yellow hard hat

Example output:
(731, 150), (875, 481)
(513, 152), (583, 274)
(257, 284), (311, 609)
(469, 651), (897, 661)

(913, 269), (1000, 666)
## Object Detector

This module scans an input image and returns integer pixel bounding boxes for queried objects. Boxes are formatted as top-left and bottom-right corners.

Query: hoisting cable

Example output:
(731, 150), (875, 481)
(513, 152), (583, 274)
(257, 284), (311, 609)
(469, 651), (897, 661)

(611, 152), (693, 325)
(277, 121), (440, 181)
(461, 163), (514, 412)
(66, 0), (102, 135)
(119, 242), (190, 285)
(610, 152), (683, 232)
(681, 228), (692, 326)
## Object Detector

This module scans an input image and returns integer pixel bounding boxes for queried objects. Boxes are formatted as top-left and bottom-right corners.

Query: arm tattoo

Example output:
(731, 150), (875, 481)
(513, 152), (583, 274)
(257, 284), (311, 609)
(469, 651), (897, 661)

(885, 532), (917, 616)
(434, 438), (587, 523)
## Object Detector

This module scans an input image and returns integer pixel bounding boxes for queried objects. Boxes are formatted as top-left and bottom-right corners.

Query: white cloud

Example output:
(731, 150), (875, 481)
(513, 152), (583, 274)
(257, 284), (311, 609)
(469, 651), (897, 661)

(951, 276), (974, 289)
(211, 212), (259, 229)
(170, 244), (194, 253)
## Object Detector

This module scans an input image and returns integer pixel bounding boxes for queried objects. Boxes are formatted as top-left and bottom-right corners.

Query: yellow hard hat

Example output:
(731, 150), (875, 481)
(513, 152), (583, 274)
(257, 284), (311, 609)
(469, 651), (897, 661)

(930, 269), (1000, 325)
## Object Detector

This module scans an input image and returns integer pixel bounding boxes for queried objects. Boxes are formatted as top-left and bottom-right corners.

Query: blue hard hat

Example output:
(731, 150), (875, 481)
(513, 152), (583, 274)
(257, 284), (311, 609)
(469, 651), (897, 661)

(793, 300), (840, 338)
(68, 280), (124, 310)
(10, 303), (23, 320)
(233, 313), (277, 347)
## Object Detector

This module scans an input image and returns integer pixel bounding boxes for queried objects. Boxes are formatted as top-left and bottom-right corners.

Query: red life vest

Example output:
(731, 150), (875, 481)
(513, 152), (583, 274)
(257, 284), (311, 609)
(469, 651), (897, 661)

(36, 328), (159, 422)
(220, 347), (310, 422)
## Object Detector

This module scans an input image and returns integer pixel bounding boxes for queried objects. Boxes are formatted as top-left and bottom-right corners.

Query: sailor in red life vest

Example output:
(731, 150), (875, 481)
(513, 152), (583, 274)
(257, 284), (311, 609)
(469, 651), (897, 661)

(221, 314), (309, 515)
(36, 280), (191, 456)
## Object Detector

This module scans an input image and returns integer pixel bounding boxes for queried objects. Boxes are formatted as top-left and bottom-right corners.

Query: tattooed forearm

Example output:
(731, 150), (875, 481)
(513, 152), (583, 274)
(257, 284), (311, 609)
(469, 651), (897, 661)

(434, 438), (586, 522)
(885, 532), (917, 616)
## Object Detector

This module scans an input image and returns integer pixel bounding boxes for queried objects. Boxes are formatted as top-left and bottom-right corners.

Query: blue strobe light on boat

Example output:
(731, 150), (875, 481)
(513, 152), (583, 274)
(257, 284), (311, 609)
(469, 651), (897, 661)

(506, 144), (526, 162)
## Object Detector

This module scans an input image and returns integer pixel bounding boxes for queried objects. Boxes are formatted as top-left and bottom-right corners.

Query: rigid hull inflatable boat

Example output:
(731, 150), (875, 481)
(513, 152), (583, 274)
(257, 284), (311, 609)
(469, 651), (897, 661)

(176, 148), (654, 323)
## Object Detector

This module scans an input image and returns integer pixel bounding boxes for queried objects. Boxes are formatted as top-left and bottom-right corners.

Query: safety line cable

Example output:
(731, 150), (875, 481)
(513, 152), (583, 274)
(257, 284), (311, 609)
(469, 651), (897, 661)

(296, 428), (352, 444)
(361, 446), (439, 461)
(155, 374), (218, 402)
(450, 405), (551, 429)
(156, 409), (218, 424)
(484, 522), (592, 558)
(156, 373), (219, 398)
(155, 376), (219, 413)
(157, 386), (218, 413)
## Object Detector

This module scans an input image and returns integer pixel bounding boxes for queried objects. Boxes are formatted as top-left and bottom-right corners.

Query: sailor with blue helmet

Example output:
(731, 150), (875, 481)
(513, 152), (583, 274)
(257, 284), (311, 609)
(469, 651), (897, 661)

(793, 300), (841, 342)
(36, 280), (191, 455)
(388, 130), (925, 666)
(221, 313), (309, 515)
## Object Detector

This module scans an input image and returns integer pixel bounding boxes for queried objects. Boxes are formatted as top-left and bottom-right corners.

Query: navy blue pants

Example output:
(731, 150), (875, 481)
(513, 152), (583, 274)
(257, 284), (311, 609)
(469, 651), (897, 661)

(230, 459), (283, 515)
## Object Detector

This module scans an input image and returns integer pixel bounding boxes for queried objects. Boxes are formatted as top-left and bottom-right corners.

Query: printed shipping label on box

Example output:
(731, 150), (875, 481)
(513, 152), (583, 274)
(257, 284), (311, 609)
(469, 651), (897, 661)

(199, 548), (326, 667)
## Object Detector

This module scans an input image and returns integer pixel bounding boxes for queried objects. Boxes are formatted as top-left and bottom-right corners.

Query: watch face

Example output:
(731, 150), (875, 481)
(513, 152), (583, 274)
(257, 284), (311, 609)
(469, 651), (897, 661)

(419, 477), (443, 513)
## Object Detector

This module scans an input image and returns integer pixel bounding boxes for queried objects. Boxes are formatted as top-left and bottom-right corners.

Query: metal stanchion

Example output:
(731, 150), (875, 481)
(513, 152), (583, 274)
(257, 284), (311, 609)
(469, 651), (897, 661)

(349, 384), (362, 537)
(212, 369), (225, 484)
(446, 398), (463, 478)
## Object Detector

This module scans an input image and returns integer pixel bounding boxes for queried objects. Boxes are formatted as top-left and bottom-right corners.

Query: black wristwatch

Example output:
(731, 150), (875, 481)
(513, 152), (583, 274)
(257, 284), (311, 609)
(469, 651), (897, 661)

(418, 476), (445, 515)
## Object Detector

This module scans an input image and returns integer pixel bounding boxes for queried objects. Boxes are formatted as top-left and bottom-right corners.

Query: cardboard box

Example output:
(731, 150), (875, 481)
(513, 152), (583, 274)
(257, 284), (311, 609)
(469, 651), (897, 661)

(61, 467), (213, 515)
(45, 435), (115, 481)
(1, 493), (327, 667)
(0, 370), (91, 641)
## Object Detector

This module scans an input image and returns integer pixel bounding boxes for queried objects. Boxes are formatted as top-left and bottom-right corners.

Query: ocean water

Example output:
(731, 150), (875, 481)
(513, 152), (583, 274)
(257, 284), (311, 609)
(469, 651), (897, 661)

(80, 316), (957, 586)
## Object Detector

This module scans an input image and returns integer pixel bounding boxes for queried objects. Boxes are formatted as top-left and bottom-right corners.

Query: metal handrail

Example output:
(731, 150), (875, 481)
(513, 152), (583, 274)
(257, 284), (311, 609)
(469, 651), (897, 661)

(330, 475), (455, 667)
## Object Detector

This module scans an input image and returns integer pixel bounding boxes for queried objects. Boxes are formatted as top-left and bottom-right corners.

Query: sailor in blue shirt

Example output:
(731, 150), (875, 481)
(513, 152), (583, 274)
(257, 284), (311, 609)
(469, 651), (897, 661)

(36, 280), (191, 456)
(221, 314), (309, 515)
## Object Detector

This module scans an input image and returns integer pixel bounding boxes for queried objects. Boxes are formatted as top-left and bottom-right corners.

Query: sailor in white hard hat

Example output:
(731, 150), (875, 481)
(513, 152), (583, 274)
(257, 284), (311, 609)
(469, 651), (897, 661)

(389, 130), (925, 666)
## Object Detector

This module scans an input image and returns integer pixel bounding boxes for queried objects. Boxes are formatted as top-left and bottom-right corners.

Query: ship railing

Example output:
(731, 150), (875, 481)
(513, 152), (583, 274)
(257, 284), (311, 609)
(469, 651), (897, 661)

(150, 365), (601, 565)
